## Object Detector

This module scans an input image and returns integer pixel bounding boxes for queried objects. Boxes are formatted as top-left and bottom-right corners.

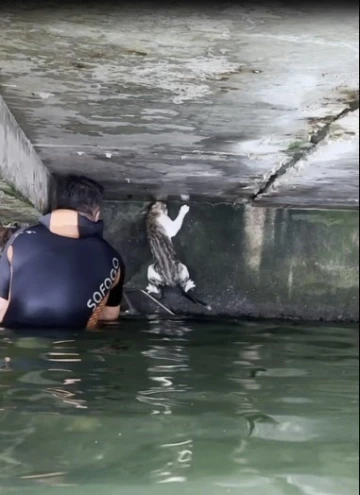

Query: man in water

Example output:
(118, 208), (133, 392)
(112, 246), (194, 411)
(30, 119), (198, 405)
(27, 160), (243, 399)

(0, 175), (125, 329)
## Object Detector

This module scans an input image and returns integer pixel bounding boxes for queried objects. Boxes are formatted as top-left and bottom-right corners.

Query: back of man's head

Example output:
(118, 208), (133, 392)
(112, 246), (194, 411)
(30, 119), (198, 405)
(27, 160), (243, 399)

(56, 175), (104, 219)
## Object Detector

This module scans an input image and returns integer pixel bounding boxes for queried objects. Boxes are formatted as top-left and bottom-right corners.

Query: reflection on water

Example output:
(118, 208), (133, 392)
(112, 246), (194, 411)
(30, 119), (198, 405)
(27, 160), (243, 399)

(0, 319), (358, 494)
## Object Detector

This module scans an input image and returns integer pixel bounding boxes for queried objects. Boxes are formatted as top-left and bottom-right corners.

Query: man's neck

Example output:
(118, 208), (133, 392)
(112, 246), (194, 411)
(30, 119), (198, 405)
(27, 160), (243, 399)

(78, 211), (97, 222)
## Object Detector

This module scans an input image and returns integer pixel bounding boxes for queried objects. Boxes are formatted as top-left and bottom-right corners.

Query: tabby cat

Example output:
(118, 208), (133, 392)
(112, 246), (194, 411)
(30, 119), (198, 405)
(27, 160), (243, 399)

(146, 202), (210, 309)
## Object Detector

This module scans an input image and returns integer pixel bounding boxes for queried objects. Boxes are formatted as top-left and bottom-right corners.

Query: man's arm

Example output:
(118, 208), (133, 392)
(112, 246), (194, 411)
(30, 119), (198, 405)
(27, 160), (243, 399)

(100, 257), (125, 322)
(0, 243), (13, 323)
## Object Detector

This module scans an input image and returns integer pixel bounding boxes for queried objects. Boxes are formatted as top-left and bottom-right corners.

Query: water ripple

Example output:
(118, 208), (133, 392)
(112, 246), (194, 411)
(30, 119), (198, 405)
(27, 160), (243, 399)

(0, 320), (358, 494)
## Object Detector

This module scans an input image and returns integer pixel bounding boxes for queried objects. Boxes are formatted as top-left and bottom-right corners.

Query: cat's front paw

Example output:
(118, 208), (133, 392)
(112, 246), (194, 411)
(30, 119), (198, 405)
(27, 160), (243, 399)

(181, 205), (190, 215)
(185, 279), (196, 292)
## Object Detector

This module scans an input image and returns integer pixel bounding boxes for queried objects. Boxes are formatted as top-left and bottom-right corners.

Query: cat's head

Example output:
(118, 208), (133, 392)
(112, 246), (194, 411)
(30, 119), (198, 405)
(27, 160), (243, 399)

(150, 202), (168, 216)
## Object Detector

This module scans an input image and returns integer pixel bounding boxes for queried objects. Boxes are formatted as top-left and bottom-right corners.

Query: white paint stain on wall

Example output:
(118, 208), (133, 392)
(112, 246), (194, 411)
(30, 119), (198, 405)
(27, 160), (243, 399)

(244, 205), (267, 274)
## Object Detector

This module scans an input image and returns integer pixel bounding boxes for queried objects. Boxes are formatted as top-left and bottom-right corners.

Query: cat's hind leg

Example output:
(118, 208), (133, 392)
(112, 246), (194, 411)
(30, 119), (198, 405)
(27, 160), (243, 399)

(178, 263), (196, 293)
(146, 264), (164, 295)
(177, 263), (211, 310)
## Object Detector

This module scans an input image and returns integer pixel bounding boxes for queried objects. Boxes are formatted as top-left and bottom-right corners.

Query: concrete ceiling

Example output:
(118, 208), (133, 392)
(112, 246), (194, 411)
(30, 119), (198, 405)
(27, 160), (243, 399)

(0, 2), (359, 207)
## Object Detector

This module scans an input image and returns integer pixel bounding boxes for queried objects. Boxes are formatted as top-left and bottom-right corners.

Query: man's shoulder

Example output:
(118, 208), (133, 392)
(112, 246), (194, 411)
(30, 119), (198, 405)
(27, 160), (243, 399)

(11, 223), (46, 243)
(94, 236), (122, 261)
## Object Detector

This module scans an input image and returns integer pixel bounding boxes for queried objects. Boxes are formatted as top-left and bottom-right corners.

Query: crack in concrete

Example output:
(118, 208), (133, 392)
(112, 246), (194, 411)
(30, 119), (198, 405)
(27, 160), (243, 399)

(250, 99), (360, 203)
(239, 33), (360, 54)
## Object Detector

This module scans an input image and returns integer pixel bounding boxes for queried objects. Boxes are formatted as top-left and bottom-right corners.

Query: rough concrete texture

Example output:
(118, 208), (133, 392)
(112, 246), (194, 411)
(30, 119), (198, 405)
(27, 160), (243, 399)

(0, 177), (38, 224)
(103, 202), (359, 322)
(256, 108), (360, 209)
(0, 97), (53, 213)
(0, 2), (358, 207)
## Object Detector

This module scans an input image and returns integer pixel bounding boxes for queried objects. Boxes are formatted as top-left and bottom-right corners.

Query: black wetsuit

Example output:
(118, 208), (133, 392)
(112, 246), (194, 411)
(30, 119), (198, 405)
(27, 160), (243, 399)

(0, 211), (125, 329)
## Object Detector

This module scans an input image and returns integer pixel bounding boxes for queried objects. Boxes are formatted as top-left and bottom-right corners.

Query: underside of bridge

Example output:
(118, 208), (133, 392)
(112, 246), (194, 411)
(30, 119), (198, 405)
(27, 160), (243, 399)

(1, 0), (359, 208)
(0, 1), (359, 321)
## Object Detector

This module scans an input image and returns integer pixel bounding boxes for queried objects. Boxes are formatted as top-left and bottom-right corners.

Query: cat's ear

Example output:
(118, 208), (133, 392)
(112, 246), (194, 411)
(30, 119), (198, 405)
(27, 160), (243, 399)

(94, 209), (101, 222)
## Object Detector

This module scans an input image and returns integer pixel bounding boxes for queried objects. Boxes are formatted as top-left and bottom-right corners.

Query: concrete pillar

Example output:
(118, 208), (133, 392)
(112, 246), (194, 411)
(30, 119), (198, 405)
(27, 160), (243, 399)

(0, 96), (53, 213)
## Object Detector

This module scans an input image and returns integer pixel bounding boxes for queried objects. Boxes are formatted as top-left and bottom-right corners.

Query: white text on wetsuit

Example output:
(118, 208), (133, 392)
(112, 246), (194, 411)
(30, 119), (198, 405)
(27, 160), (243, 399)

(87, 257), (120, 311)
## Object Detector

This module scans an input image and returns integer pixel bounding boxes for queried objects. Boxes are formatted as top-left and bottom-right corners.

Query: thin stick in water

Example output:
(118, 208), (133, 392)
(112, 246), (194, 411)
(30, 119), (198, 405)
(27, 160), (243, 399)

(140, 290), (175, 316)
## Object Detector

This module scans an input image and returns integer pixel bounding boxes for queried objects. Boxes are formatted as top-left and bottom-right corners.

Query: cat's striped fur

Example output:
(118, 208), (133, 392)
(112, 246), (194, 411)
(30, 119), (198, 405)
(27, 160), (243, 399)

(146, 202), (210, 309)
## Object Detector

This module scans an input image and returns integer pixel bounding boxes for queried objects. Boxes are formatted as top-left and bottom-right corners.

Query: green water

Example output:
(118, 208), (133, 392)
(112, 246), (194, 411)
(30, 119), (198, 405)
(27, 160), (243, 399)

(0, 319), (358, 494)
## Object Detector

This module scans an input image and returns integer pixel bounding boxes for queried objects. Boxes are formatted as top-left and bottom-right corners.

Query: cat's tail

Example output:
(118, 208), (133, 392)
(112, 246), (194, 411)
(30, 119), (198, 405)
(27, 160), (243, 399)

(178, 287), (212, 311)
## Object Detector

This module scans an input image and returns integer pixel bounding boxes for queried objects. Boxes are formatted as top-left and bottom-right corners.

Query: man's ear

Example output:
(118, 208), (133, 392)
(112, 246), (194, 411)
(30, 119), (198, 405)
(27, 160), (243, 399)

(94, 209), (101, 222)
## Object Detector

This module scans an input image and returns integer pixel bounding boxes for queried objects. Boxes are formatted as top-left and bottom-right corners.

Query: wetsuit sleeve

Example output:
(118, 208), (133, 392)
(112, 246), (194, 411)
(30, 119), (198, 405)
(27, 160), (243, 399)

(0, 244), (12, 299)
(106, 256), (125, 308)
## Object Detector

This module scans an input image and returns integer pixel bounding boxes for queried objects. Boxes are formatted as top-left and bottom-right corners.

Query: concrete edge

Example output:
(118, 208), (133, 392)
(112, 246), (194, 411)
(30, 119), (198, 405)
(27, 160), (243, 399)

(0, 96), (53, 213)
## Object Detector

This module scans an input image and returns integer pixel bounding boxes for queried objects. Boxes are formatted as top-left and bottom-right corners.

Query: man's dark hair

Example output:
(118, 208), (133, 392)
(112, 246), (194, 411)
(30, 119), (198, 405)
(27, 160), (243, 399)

(56, 175), (104, 216)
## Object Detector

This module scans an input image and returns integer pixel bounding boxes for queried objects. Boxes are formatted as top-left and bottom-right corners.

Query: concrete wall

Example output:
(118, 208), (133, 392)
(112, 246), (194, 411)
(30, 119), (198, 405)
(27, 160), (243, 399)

(0, 177), (39, 224)
(104, 202), (359, 322)
(0, 96), (53, 213)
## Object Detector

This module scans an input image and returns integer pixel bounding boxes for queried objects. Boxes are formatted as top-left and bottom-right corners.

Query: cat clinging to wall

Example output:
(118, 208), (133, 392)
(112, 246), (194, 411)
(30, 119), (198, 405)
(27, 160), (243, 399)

(146, 202), (211, 310)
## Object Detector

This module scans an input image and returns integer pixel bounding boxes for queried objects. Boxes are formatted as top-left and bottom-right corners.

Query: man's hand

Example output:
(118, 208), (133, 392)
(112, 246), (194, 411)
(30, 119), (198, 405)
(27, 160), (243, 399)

(0, 297), (9, 324)
(100, 305), (121, 322)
